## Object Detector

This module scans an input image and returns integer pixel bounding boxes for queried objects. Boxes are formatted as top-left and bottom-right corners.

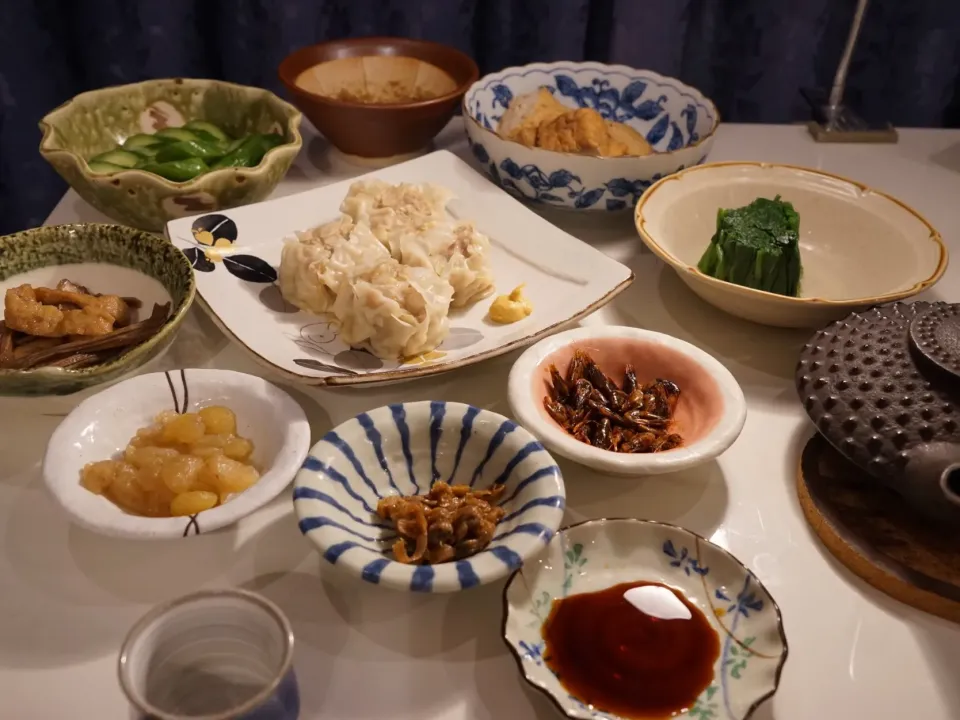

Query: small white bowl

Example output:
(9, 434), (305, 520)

(42, 369), (311, 539)
(463, 61), (718, 212)
(634, 161), (948, 328)
(507, 326), (746, 476)
(503, 518), (788, 719)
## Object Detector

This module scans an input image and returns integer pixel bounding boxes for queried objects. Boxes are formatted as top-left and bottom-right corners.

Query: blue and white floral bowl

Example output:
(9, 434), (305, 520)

(463, 62), (718, 212)
(503, 519), (788, 719)
(293, 401), (566, 593)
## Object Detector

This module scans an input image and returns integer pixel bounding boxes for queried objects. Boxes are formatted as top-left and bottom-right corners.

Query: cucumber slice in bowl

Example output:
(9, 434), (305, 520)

(86, 160), (127, 175)
(184, 120), (231, 143)
(154, 139), (228, 163)
(139, 158), (208, 182)
(154, 127), (202, 143)
(89, 149), (141, 168)
(123, 133), (166, 150)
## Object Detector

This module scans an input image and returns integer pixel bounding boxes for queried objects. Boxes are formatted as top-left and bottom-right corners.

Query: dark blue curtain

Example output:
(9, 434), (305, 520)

(2, 0), (959, 235)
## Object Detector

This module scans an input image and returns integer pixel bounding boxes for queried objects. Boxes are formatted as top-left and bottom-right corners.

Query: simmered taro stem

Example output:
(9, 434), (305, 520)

(544, 351), (683, 453)
(696, 194), (802, 297)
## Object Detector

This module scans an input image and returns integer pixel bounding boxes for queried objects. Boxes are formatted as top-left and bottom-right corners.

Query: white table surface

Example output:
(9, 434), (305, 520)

(4, 119), (960, 720)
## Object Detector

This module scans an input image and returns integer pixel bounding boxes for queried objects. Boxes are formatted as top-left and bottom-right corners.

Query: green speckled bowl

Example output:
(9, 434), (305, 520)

(39, 78), (303, 232)
(0, 224), (195, 396)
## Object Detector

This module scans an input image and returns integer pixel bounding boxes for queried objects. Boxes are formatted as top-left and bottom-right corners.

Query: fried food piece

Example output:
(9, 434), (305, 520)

(377, 481), (506, 564)
(605, 121), (653, 156)
(4, 284), (129, 337)
(543, 349), (683, 453)
(498, 88), (569, 146)
(537, 108), (629, 157)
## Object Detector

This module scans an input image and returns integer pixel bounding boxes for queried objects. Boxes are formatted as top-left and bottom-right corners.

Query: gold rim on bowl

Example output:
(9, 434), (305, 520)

(633, 160), (948, 306)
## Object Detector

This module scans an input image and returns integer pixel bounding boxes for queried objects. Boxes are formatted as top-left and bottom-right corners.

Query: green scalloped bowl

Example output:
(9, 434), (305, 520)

(39, 78), (302, 231)
(0, 224), (195, 396)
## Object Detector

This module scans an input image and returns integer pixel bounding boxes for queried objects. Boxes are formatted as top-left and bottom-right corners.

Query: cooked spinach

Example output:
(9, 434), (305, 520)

(696, 194), (802, 297)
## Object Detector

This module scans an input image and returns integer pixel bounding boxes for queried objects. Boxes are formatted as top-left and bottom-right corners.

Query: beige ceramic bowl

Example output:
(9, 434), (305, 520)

(39, 78), (302, 232)
(634, 162), (948, 328)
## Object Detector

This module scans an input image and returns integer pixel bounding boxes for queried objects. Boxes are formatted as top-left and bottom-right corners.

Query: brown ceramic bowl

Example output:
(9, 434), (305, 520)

(278, 37), (479, 159)
(507, 326), (747, 476)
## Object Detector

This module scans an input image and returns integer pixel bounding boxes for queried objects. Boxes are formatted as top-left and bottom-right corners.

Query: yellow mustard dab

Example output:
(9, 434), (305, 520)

(488, 284), (533, 324)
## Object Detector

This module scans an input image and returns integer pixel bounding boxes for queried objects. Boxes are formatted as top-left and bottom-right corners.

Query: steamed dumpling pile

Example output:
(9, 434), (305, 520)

(279, 180), (495, 360)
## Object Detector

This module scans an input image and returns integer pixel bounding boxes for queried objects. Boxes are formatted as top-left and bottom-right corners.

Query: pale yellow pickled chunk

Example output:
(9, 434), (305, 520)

(80, 403), (258, 518)
(108, 468), (148, 514)
(192, 433), (230, 450)
(160, 455), (205, 494)
(160, 413), (206, 445)
(204, 455), (260, 493)
(170, 490), (218, 516)
(81, 460), (124, 494)
(142, 487), (176, 517)
(199, 406), (237, 435)
(191, 446), (225, 459)
(223, 436), (254, 462)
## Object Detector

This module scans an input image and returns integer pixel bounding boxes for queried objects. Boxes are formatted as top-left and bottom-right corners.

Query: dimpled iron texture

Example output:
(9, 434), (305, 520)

(909, 303), (960, 380)
(796, 302), (960, 523)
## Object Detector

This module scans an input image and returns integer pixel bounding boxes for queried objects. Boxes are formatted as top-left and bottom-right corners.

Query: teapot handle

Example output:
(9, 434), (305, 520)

(904, 442), (960, 524)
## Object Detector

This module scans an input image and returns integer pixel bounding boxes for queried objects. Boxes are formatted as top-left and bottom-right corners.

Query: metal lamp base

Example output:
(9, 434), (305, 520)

(801, 88), (898, 144)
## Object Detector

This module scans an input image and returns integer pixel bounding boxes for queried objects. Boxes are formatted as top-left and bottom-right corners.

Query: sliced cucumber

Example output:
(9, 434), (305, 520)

(90, 149), (141, 168)
(123, 133), (165, 150)
(140, 158), (208, 182)
(155, 139), (227, 163)
(129, 145), (161, 161)
(222, 137), (246, 154)
(184, 120), (230, 143)
(154, 127), (202, 143)
(87, 160), (127, 175)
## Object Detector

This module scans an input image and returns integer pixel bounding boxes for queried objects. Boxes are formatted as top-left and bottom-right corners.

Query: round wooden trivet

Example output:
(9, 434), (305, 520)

(797, 433), (960, 623)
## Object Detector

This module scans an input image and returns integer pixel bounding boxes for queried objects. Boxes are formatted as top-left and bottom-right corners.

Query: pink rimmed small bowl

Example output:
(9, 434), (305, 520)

(507, 326), (746, 476)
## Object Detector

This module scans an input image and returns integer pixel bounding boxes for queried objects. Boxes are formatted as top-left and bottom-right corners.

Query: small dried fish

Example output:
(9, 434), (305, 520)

(543, 350), (683, 454)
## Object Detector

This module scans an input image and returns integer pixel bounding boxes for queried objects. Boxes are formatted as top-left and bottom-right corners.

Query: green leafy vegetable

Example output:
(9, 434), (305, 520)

(696, 195), (802, 297)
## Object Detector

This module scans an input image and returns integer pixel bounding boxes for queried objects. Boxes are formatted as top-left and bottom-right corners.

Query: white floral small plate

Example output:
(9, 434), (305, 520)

(502, 518), (788, 720)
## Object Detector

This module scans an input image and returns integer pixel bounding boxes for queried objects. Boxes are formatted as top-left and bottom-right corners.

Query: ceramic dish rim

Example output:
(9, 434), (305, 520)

(462, 60), (721, 160)
(117, 587), (296, 720)
(634, 160), (949, 306)
(277, 36), (480, 112)
(507, 325), (747, 475)
(293, 400), (567, 592)
(41, 368), (312, 539)
(500, 516), (790, 720)
(38, 77), (304, 188)
(0, 222), (196, 382)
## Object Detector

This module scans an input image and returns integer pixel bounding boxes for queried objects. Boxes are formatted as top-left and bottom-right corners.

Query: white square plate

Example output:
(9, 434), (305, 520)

(166, 150), (633, 386)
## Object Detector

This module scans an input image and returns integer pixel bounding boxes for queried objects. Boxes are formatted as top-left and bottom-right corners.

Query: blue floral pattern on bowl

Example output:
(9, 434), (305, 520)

(502, 519), (787, 719)
(294, 401), (565, 593)
(463, 62), (718, 211)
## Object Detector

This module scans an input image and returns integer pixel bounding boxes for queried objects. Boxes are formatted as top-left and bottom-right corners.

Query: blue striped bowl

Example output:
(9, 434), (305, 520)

(293, 401), (566, 593)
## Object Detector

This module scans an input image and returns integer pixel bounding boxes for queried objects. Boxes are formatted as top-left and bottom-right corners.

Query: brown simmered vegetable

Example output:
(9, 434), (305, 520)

(1, 280), (169, 371)
(544, 350), (683, 453)
(376, 481), (506, 565)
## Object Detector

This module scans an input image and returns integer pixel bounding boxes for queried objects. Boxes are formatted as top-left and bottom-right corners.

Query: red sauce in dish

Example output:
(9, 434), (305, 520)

(542, 581), (720, 718)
